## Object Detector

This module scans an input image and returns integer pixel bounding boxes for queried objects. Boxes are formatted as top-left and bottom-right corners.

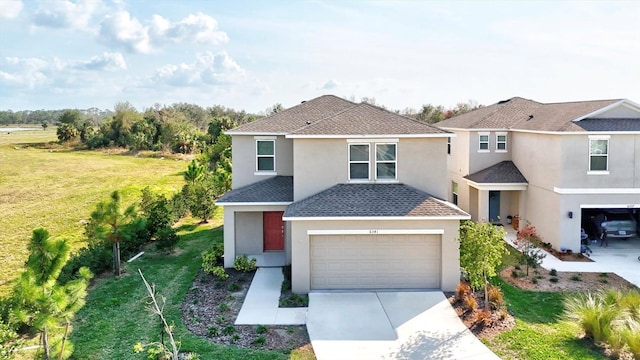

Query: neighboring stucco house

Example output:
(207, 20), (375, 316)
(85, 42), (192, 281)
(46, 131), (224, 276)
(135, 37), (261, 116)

(217, 95), (469, 294)
(437, 97), (640, 252)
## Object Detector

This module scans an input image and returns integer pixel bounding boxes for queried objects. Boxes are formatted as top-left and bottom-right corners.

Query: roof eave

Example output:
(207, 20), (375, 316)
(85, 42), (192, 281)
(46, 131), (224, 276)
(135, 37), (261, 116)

(286, 133), (452, 139)
(216, 202), (292, 207)
(571, 99), (639, 122)
(282, 215), (471, 221)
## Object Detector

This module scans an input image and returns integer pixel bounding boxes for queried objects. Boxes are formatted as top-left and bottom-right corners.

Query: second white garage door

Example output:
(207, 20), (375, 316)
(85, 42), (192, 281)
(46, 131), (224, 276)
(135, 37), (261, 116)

(310, 234), (441, 290)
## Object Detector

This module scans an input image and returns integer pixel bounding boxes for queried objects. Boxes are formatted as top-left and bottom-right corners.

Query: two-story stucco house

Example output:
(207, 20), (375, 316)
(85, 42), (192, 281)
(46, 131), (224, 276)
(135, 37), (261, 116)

(217, 95), (469, 294)
(437, 97), (640, 252)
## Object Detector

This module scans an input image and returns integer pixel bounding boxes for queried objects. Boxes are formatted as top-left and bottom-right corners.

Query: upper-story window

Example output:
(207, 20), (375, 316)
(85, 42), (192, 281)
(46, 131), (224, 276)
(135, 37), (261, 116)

(478, 132), (489, 152)
(496, 132), (507, 152)
(348, 141), (398, 181)
(447, 137), (451, 155)
(256, 138), (276, 173)
(452, 181), (458, 205)
(349, 144), (369, 180)
(375, 143), (396, 180)
(589, 137), (609, 173)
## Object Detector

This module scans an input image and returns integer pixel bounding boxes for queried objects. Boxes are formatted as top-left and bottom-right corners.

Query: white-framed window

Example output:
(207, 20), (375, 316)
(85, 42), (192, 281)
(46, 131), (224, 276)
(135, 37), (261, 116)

(496, 132), (507, 152)
(349, 143), (370, 180)
(256, 138), (275, 173)
(452, 181), (458, 205)
(447, 137), (451, 155)
(478, 132), (489, 152)
(375, 143), (397, 180)
(589, 136), (609, 173)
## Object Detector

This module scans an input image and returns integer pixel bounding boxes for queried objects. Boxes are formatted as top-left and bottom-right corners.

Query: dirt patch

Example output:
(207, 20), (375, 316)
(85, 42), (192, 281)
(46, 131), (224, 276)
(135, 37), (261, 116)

(182, 269), (312, 353)
(500, 266), (637, 292)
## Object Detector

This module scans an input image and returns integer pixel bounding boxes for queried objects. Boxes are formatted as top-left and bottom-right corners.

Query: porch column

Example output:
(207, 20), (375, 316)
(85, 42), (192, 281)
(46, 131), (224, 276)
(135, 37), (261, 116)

(478, 190), (490, 222)
(518, 190), (527, 222)
(223, 207), (236, 268)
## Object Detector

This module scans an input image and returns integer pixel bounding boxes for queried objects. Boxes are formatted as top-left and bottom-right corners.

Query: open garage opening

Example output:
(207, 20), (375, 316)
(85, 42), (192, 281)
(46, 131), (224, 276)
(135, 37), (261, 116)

(580, 207), (640, 247)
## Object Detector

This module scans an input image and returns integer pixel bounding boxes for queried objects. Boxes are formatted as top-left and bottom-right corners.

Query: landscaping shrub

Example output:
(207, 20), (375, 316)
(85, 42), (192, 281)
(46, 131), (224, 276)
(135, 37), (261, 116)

(570, 274), (582, 282)
(155, 226), (179, 251)
(549, 269), (558, 276)
(202, 243), (224, 274)
(256, 325), (268, 334)
(59, 243), (111, 284)
(563, 288), (640, 357)
(487, 285), (504, 309)
(475, 309), (492, 327)
(210, 267), (228, 280)
(455, 282), (472, 302)
(549, 277), (559, 283)
(252, 335), (266, 346)
(463, 295), (478, 312)
(207, 326), (221, 337)
(222, 325), (236, 336)
(234, 255), (257, 272)
(0, 321), (23, 360)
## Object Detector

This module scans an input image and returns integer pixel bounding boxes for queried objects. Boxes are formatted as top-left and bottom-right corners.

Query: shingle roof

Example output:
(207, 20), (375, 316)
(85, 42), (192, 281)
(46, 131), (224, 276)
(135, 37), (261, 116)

(283, 183), (468, 218)
(464, 161), (528, 184)
(291, 103), (447, 136)
(437, 97), (626, 132)
(227, 95), (356, 134)
(217, 176), (293, 203)
(226, 95), (448, 136)
(575, 118), (640, 131)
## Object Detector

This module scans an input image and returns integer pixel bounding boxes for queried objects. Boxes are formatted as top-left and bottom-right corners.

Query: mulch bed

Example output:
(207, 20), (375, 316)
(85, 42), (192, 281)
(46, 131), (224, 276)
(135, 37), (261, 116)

(181, 269), (311, 352)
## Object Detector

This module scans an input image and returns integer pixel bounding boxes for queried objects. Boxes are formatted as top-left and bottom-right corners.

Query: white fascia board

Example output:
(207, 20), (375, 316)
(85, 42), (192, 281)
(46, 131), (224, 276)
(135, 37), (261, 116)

(216, 202), (292, 207)
(438, 127), (510, 132)
(286, 133), (452, 139)
(553, 187), (640, 195)
(511, 129), (640, 136)
(581, 204), (640, 209)
(571, 99), (640, 122)
(307, 229), (445, 235)
(283, 215), (471, 221)
(466, 179), (528, 191)
(226, 132), (289, 136)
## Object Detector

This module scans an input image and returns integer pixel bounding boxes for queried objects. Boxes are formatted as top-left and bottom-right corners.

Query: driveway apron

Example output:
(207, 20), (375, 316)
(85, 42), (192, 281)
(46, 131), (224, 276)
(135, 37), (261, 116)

(307, 291), (499, 360)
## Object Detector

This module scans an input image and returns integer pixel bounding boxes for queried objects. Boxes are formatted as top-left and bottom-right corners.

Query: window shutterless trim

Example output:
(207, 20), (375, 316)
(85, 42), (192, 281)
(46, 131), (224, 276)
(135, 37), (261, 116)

(348, 143), (370, 181)
(478, 132), (490, 152)
(374, 143), (397, 181)
(496, 132), (507, 152)
(255, 139), (276, 172)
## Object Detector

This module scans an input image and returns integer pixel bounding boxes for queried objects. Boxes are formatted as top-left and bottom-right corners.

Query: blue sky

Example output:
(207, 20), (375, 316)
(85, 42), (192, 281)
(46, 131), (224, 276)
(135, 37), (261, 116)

(1, 0), (639, 113)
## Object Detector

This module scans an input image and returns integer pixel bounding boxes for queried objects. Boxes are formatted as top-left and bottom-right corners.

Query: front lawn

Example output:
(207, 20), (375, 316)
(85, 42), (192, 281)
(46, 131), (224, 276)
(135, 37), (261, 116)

(67, 212), (299, 360)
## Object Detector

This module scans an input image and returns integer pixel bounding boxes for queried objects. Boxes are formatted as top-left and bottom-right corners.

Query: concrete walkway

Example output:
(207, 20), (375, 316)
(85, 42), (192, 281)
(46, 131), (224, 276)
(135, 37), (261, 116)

(307, 291), (500, 360)
(505, 230), (640, 287)
(234, 267), (307, 325)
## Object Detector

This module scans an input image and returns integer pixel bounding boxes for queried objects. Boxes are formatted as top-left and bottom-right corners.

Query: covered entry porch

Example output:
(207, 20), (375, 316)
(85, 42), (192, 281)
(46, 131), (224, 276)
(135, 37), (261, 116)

(464, 161), (528, 226)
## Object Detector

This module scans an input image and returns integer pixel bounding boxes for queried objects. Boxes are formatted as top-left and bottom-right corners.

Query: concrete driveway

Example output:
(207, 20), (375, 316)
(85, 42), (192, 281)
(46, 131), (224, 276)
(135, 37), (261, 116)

(306, 291), (500, 360)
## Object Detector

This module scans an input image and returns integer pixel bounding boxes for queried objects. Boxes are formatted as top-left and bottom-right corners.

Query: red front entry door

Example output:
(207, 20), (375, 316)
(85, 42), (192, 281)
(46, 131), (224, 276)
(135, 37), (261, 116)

(263, 211), (284, 251)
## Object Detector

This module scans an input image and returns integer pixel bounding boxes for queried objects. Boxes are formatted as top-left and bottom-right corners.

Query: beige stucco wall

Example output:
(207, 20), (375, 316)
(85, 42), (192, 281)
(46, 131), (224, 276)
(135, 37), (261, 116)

(560, 134), (640, 188)
(222, 205), (290, 268)
(448, 130), (471, 176)
(468, 131), (512, 174)
(235, 212), (263, 254)
(289, 219), (462, 294)
(511, 132), (562, 189)
(293, 137), (449, 201)
(231, 135), (293, 189)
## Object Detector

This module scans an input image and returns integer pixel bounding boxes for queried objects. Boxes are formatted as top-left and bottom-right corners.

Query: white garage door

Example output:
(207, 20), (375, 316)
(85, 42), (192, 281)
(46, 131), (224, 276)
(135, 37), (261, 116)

(310, 234), (441, 290)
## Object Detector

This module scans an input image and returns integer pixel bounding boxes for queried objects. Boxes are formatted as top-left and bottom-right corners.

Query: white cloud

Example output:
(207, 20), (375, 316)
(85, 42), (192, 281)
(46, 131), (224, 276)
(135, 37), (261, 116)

(0, 57), (50, 89)
(74, 52), (127, 71)
(151, 12), (229, 46)
(99, 10), (228, 54)
(153, 51), (245, 87)
(321, 79), (340, 90)
(99, 10), (153, 54)
(0, 0), (23, 19)
(33, 0), (100, 31)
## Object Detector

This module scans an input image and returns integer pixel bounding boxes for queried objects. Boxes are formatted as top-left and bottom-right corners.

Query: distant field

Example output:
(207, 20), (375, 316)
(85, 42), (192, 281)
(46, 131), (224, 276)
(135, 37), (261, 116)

(0, 129), (187, 296)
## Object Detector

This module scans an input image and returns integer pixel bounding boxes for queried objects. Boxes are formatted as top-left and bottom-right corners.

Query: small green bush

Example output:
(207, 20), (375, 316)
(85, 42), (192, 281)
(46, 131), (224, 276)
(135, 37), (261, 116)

(218, 302), (230, 312)
(202, 244), (224, 274)
(231, 334), (240, 343)
(531, 277), (538, 284)
(155, 226), (179, 251)
(222, 325), (236, 336)
(207, 326), (221, 337)
(208, 266), (228, 280)
(549, 269), (558, 276)
(570, 274), (582, 282)
(549, 277), (559, 283)
(216, 315), (226, 324)
(256, 325), (268, 334)
(252, 335), (266, 346)
(227, 282), (240, 292)
(234, 255), (257, 272)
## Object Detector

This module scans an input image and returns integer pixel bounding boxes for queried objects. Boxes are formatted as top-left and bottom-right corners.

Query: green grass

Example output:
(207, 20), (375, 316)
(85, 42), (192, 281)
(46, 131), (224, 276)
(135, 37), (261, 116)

(483, 244), (606, 359)
(67, 214), (298, 360)
(0, 130), (186, 296)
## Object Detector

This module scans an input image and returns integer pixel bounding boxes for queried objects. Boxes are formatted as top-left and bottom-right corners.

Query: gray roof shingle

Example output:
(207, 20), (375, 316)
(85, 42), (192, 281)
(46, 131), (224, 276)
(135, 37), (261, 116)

(437, 97), (626, 132)
(291, 103), (447, 136)
(227, 95), (356, 134)
(226, 95), (448, 136)
(575, 118), (640, 131)
(217, 176), (293, 203)
(284, 183), (468, 218)
(464, 161), (528, 184)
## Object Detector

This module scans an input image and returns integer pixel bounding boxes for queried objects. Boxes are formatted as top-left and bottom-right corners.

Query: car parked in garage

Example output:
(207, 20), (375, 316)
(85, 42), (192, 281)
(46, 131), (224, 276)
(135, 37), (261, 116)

(605, 210), (638, 238)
